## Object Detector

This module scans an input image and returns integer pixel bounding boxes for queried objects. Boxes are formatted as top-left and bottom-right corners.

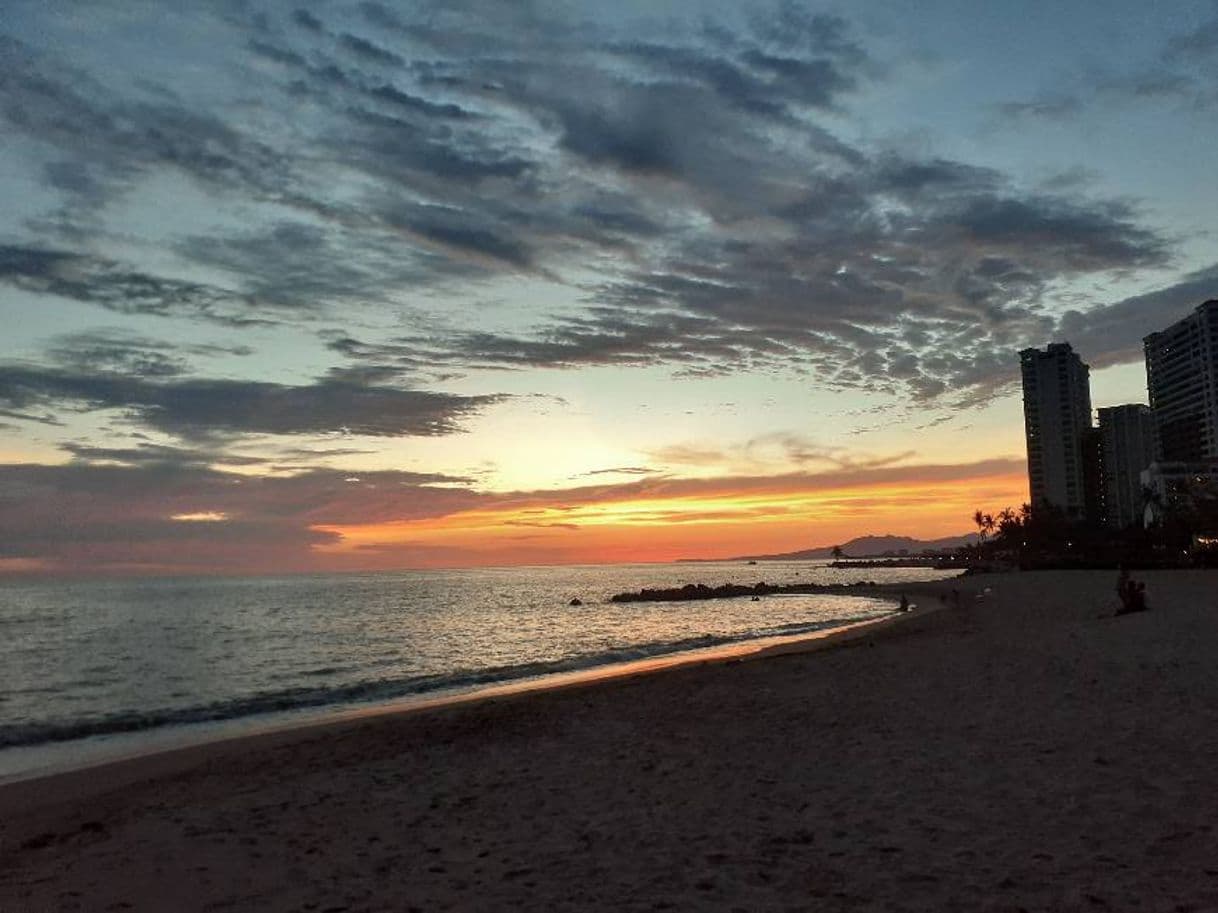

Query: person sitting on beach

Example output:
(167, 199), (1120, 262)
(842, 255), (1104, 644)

(1115, 568), (1148, 615)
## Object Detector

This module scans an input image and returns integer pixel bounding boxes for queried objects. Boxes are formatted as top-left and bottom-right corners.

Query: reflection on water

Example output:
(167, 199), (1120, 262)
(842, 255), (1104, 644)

(0, 560), (957, 760)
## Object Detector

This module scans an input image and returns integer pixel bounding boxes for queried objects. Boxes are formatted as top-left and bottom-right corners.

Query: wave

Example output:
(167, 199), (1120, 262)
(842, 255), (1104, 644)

(0, 614), (883, 750)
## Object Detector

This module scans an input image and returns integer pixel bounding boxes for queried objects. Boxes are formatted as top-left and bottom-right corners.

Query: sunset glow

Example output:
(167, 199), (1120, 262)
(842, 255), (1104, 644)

(2, 1), (1216, 575)
(315, 466), (1030, 568)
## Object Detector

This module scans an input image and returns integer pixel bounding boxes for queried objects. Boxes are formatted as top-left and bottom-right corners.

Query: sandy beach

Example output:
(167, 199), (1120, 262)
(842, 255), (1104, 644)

(3, 569), (1218, 911)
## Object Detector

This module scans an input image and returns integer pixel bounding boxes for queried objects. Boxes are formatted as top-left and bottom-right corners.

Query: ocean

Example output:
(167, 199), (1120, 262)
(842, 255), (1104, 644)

(0, 559), (959, 779)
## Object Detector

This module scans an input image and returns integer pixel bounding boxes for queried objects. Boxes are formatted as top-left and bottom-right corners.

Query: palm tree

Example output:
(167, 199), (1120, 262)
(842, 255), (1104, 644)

(830, 545), (845, 559)
(996, 506), (1019, 542)
(973, 509), (996, 544)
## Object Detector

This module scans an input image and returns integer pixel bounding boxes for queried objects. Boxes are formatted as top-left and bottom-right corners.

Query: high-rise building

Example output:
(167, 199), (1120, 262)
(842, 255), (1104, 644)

(1019, 342), (1094, 518)
(1097, 404), (1157, 528)
(1143, 299), (1218, 461)
(1140, 461), (1218, 527)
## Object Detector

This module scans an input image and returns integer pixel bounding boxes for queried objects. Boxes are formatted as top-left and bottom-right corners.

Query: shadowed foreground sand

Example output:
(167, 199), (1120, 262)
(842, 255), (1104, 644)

(3, 570), (1218, 911)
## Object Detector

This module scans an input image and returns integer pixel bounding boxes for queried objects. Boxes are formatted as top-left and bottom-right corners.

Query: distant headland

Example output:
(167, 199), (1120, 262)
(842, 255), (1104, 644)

(679, 533), (978, 563)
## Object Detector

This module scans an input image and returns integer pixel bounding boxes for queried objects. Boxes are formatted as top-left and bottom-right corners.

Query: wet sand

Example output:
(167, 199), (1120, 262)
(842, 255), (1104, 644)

(3, 570), (1218, 911)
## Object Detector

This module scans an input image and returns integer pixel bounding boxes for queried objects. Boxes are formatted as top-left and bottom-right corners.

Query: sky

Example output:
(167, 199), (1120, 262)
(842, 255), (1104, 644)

(1, 0), (1216, 575)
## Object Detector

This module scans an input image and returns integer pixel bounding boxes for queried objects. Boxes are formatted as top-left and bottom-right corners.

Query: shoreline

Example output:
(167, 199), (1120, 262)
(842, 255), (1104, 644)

(0, 582), (941, 795)
(15, 570), (1214, 910)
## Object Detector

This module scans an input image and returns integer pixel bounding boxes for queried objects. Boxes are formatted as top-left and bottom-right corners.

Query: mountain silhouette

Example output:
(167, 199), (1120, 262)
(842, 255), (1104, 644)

(686, 533), (977, 562)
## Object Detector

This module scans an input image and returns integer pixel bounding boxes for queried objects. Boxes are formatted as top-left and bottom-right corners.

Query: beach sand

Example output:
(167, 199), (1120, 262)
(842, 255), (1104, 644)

(3, 569), (1218, 911)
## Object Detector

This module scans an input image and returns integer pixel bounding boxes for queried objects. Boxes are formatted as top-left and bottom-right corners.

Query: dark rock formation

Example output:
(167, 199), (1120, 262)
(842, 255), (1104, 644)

(609, 580), (880, 603)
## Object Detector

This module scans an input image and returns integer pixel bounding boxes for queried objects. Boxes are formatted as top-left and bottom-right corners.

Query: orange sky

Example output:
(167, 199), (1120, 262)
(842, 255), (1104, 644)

(5, 3), (1213, 580)
(314, 462), (1029, 568)
(0, 455), (1029, 577)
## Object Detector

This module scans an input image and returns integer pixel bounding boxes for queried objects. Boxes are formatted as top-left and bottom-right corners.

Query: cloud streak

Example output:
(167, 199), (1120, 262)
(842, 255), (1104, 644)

(997, 8), (1218, 120)
(0, 365), (504, 439)
(0, 3), (1185, 414)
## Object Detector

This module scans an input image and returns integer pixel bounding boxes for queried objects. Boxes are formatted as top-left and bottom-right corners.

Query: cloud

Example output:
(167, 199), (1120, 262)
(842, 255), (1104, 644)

(647, 433), (919, 475)
(339, 32), (405, 67)
(326, 159), (1165, 402)
(0, 455), (1025, 574)
(997, 10), (1218, 120)
(0, 4), (1187, 410)
(1055, 262), (1218, 369)
(0, 36), (292, 218)
(576, 466), (653, 478)
(41, 329), (251, 379)
(997, 95), (1084, 121)
(174, 220), (485, 310)
(60, 441), (269, 468)
(0, 244), (274, 326)
(292, 10), (325, 33)
(0, 457), (489, 573)
(0, 364), (504, 439)
(1166, 14), (1218, 58)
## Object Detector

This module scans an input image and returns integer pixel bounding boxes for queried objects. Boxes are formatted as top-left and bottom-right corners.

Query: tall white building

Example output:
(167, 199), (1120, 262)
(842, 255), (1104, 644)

(1097, 404), (1157, 529)
(1020, 342), (1095, 518)
(1144, 299), (1218, 462)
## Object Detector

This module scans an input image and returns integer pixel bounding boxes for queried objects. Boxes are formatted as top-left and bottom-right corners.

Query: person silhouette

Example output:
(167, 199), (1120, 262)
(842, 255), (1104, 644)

(1115, 567), (1148, 615)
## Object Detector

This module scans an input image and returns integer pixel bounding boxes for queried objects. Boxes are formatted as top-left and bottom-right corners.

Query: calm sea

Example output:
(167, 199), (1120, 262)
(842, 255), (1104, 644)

(0, 560), (958, 778)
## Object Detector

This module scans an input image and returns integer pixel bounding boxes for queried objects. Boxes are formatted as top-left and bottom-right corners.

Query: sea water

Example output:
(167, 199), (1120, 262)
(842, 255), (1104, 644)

(0, 560), (958, 778)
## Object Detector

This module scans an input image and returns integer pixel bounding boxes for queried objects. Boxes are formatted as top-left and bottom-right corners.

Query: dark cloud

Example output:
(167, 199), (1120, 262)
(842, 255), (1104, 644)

(0, 408), (63, 427)
(1167, 15), (1218, 58)
(364, 83), (472, 119)
(247, 38), (307, 68)
(745, 5), (867, 61)
(339, 33), (405, 67)
(41, 329), (252, 380)
(0, 5), (1187, 408)
(1056, 263), (1218, 369)
(0, 37), (292, 217)
(45, 331), (190, 378)
(0, 461), (482, 572)
(272, 446), (383, 461)
(607, 35), (861, 120)
(179, 222), (398, 308)
(60, 442), (267, 468)
(997, 95), (1084, 120)
(0, 244), (275, 326)
(950, 196), (1164, 270)
(0, 365), (504, 439)
(292, 9), (324, 33)
(323, 152), (1165, 401)
(577, 466), (653, 477)
(377, 204), (535, 268)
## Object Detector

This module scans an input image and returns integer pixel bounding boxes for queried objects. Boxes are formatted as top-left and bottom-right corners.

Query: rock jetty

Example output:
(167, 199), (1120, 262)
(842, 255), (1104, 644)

(609, 580), (880, 603)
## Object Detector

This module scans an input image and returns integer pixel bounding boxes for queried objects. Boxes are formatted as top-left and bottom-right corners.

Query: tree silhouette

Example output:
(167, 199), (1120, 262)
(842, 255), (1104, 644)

(973, 509), (996, 543)
(996, 506), (1019, 540)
